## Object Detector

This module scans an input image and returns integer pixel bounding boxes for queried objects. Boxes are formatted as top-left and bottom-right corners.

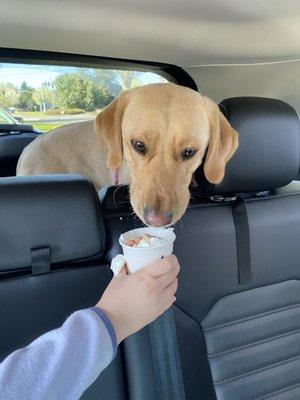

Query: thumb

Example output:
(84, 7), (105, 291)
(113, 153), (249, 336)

(111, 254), (127, 277)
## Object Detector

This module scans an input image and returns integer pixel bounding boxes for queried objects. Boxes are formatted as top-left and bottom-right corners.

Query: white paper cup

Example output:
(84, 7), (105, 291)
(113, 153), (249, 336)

(119, 227), (176, 273)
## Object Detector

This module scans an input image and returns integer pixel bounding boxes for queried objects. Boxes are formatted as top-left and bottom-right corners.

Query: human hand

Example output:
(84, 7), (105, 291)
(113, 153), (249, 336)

(96, 255), (180, 344)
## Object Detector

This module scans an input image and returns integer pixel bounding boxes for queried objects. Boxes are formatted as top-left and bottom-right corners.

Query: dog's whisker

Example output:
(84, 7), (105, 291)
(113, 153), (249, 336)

(175, 219), (184, 232)
(112, 184), (129, 207)
(118, 201), (131, 206)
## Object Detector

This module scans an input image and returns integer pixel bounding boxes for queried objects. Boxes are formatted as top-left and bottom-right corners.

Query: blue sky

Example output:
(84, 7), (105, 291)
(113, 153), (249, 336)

(0, 63), (165, 88)
(0, 63), (77, 87)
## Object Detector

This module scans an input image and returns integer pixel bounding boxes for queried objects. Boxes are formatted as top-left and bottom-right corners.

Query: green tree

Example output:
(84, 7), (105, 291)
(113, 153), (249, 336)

(0, 83), (19, 108)
(79, 69), (145, 99)
(55, 74), (86, 109)
(92, 84), (114, 109)
(119, 71), (143, 90)
(55, 73), (114, 111)
(33, 86), (55, 111)
(79, 69), (122, 97)
(16, 81), (37, 111)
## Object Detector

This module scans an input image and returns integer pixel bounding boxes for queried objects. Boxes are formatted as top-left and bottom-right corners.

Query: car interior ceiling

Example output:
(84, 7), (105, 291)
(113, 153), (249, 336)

(2, 1), (300, 399)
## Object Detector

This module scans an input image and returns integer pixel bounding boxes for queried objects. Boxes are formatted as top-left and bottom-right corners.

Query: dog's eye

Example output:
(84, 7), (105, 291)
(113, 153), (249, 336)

(182, 148), (197, 160)
(131, 140), (146, 154)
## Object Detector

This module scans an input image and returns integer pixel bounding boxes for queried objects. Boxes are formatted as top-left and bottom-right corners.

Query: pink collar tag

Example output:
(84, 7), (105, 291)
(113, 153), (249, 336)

(111, 168), (120, 185)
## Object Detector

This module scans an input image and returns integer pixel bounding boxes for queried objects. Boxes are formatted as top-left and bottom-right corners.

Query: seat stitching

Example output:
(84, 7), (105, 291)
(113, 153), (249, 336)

(214, 353), (300, 386)
(208, 326), (300, 358)
(203, 303), (300, 331)
(251, 381), (300, 400)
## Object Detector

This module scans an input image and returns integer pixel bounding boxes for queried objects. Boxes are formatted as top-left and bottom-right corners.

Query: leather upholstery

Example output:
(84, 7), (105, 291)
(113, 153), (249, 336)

(99, 177), (300, 400)
(196, 97), (300, 193)
(0, 262), (126, 400)
(0, 174), (105, 270)
(202, 280), (300, 400)
(1, 95), (300, 400)
(0, 132), (37, 177)
(0, 175), (125, 400)
(2, 177), (300, 400)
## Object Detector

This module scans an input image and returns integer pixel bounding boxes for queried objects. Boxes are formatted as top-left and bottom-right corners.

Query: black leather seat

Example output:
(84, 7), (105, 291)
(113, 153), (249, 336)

(0, 174), (126, 399)
(2, 96), (300, 400)
(0, 132), (38, 177)
(100, 97), (300, 400)
(174, 97), (300, 400)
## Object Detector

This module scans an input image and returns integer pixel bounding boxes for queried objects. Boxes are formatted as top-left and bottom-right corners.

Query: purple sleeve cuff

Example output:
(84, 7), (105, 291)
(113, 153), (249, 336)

(90, 307), (118, 359)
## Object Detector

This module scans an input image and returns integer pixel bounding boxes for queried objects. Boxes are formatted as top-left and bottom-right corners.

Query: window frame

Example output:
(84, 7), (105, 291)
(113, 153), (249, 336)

(0, 47), (197, 91)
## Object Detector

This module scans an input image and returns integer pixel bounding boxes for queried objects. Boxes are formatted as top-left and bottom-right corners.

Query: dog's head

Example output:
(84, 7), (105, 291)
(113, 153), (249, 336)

(95, 83), (238, 227)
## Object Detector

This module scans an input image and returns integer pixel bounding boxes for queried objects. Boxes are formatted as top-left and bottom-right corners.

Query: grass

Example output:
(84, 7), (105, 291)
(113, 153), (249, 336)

(15, 111), (47, 117)
(32, 123), (62, 132)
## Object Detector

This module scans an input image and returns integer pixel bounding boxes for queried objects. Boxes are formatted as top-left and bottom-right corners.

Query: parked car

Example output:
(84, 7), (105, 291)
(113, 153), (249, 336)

(0, 107), (20, 125)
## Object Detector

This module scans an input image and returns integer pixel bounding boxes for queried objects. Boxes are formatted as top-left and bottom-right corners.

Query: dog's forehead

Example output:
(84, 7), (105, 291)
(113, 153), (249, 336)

(123, 85), (208, 133)
(127, 83), (203, 111)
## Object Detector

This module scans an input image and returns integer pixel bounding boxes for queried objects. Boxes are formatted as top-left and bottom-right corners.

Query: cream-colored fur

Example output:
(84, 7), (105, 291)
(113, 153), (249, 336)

(17, 120), (130, 189)
(17, 83), (238, 225)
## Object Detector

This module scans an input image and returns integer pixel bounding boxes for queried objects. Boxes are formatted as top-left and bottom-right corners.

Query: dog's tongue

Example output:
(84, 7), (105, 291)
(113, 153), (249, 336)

(110, 169), (120, 185)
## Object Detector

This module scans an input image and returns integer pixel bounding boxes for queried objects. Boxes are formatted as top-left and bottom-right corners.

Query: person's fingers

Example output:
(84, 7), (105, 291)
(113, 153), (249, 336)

(162, 278), (178, 302)
(157, 264), (180, 288)
(161, 295), (177, 313)
(141, 255), (179, 278)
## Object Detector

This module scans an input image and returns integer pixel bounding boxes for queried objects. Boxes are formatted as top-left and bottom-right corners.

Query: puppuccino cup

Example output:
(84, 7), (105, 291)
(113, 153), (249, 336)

(119, 227), (176, 273)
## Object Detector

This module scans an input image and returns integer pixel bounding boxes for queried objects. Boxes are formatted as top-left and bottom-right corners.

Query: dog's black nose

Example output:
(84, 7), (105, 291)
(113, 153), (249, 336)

(143, 208), (173, 227)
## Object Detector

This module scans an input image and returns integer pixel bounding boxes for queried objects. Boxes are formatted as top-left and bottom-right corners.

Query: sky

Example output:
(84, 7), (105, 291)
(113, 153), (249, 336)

(0, 63), (165, 88)
(0, 63), (79, 88)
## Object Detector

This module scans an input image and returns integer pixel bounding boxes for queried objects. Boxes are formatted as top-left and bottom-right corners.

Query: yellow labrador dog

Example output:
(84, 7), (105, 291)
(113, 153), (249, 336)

(17, 83), (238, 227)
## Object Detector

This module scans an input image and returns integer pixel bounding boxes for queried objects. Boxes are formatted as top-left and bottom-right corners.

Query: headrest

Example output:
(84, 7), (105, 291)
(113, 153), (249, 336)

(0, 174), (105, 271)
(0, 133), (37, 160)
(196, 97), (300, 194)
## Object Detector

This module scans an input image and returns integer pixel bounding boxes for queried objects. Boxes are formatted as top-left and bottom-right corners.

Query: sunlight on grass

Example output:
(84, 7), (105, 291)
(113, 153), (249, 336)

(32, 123), (62, 132)
(15, 111), (47, 117)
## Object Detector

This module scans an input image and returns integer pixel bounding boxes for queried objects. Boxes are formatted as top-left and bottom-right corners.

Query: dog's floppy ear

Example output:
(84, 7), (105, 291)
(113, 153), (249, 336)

(203, 96), (239, 184)
(94, 90), (129, 171)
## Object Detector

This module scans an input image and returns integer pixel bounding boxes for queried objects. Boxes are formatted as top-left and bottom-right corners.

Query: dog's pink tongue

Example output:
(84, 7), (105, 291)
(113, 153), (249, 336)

(110, 169), (120, 185)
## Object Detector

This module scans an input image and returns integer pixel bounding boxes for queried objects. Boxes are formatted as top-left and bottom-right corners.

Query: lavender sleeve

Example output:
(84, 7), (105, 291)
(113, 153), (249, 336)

(0, 308), (117, 400)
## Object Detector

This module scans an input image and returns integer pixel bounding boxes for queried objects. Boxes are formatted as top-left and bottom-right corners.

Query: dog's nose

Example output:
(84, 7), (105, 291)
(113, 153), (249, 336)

(143, 208), (173, 227)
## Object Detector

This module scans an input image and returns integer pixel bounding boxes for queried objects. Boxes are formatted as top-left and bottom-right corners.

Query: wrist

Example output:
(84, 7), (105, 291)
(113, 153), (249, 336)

(91, 306), (119, 351)
(95, 303), (125, 345)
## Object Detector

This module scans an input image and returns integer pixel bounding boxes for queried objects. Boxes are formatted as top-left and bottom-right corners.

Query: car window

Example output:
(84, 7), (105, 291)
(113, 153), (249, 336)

(0, 63), (167, 132)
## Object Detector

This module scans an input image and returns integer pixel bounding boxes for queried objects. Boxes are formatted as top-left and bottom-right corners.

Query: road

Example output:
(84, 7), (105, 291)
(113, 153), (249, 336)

(17, 113), (94, 125)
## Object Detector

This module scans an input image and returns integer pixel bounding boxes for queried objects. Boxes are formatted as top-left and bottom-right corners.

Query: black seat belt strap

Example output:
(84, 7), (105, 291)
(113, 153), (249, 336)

(232, 196), (252, 285)
(31, 246), (51, 275)
(148, 307), (186, 400)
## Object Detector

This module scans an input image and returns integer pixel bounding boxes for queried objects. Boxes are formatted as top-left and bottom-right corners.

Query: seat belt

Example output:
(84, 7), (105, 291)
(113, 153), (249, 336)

(231, 195), (252, 285)
(194, 189), (252, 286)
(147, 307), (186, 400)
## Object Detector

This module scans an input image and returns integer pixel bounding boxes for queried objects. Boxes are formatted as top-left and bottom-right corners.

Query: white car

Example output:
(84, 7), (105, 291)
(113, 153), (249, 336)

(0, 107), (20, 125)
